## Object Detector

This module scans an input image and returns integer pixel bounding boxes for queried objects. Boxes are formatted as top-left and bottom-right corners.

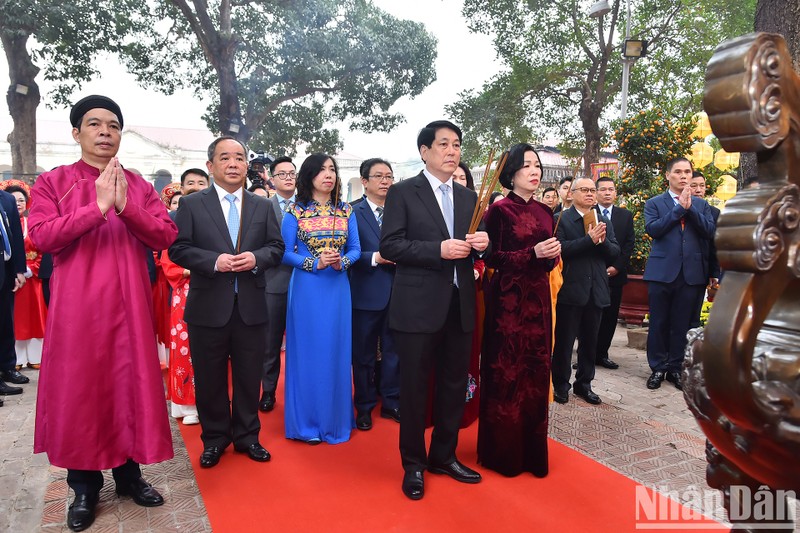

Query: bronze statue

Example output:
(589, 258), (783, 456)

(683, 32), (800, 531)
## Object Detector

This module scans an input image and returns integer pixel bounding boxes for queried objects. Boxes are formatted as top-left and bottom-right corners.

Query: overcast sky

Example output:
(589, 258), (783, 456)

(0, 0), (501, 163)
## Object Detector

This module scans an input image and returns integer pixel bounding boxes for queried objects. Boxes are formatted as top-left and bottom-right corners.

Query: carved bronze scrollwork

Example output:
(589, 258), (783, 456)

(683, 33), (800, 532)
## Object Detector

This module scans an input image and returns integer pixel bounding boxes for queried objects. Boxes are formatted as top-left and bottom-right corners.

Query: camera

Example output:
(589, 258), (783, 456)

(247, 151), (274, 189)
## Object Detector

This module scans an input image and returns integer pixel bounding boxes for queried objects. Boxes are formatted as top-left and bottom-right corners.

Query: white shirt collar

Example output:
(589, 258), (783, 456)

(423, 168), (453, 192)
(365, 196), (382, 214)
(214, 182), (243, 203)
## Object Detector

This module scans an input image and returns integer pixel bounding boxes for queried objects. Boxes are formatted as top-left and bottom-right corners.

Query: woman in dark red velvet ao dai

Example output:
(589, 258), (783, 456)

(478, 143), (561, 477)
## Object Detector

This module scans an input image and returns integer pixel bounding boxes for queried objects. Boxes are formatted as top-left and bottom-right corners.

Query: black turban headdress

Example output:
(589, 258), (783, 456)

(69, 95), (124, 129)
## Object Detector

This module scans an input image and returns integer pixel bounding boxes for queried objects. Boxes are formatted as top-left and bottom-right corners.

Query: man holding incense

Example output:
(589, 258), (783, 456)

(169, 136), (284, 469)
(380, 120), (489, 500)
(29, 95), (177, 532)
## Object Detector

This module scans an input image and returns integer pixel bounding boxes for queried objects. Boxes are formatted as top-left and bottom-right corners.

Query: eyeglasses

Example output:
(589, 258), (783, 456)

(573, 187), (597, 194)
(273, 172), (296, 181)
(368, 174), (395, 182)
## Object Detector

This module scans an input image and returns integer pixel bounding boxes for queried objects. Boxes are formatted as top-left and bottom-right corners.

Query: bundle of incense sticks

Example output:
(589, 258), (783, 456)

(469, 149), (508, 234)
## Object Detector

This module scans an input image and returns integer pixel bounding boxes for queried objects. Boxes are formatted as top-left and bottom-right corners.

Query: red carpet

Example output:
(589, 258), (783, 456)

(178, 410), (726, 532)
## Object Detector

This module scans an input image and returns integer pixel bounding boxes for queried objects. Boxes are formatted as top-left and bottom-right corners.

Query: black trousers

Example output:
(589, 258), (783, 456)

(552, 299), (602, 396)
(352, 306), (400, 413)
(67, 459), (140, 496)
(0, 270), (16, 372)
(595, 283), (623, 361)
(646, 276), (704, 373)
(261, 291), (287, 394)
(393, 289), (471, 472)
(188, 301), (267, 449)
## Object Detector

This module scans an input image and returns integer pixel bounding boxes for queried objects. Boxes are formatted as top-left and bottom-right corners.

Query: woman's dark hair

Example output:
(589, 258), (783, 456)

(489, 191), (504, 204)
(359, 157), (393, 180)
(456, 162), (475, 191)
(5, 185), (28, 202)
(248, 184), (267, 194)
(497, 143), (542, 190)
(296, 153), (342, 206)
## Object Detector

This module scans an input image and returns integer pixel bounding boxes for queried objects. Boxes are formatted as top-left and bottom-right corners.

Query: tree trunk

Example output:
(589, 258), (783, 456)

(739, 0), (800, 183)
(1, 31), (40, 182)
(579, 95), (602, 176)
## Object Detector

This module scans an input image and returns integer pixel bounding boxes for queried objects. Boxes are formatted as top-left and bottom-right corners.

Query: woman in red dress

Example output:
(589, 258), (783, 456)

(160, 184), (198, 425)
(478, 143), (561, 477)
(1, 181), (47, 369)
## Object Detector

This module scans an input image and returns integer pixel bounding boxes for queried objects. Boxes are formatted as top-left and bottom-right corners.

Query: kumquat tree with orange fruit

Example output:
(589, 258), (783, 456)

(613, 109), (704, 274)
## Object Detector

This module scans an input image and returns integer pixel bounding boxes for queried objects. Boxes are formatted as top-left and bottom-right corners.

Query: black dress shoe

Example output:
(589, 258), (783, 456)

(259, 391), (275, 412)
(0, 398), (4, 407)
(67, 492), (99, 532)
(553, 391), (569, 404)
(116, 478), (164, 507)
(0, 381), (22, 395)
(200, 446), (224, 468)
(402, 470), (424, 500)
(356, 411), (372, 431)
(665, 371), (683, 391)
(572, 362), (578, 370)
(380, 407), (400, 423)
(596, 358), (619, 369)
(574, 388), (602, 405)
(0, 370), (28, 384)
(647, 371), (666, 389)
(428, 460), (482, 484)
(235, 442), (271, 462)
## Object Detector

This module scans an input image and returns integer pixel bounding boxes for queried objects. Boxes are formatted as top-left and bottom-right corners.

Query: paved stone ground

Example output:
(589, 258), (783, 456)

(1, 326), (796, 532)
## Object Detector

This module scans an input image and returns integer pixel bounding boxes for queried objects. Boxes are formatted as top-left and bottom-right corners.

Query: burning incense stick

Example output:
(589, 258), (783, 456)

(469, 151), (508, 234)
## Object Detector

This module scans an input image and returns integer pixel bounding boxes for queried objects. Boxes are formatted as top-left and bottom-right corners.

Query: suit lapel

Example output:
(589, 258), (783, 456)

(413, 173), (450, 240)
(356, 200), (381, 240)
(201, 188), (235, 252)
(239, 190), (256, 251)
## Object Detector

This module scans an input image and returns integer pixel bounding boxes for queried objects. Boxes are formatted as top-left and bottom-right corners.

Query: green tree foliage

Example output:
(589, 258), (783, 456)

(0, 0), (150, 177)
(447, 0), (755, 170)
(121, 0), (437, 155)
(613, 108), (698, 273)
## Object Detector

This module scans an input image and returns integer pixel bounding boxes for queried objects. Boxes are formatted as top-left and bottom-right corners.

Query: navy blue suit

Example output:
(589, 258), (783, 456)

(350, 199), (399, 413)
(643, 191), (715, 373)
(0, 190), (26, 372)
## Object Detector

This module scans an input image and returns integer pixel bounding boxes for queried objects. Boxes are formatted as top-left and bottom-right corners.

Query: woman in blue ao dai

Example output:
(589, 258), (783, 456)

(282, 153), (361, 444)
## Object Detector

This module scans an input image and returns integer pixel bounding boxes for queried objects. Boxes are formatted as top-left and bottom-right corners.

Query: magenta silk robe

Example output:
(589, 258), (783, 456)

(28, 160), (177, 470)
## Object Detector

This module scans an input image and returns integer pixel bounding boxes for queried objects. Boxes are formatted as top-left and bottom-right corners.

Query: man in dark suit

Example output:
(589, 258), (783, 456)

(168, 169), (209, 222)
(380, 120), (489, 501)
(552, 176), (573, 214)
(593, 176), (635, 369)
(259, 156), (296, 413)
(351, 158), (400, 431)
(643, 158), (715, 390)
(552, 177), (620, 405)
(688, 171), (720, 328)
(169, 136), (285, 468)
(0, 189), (27, 399)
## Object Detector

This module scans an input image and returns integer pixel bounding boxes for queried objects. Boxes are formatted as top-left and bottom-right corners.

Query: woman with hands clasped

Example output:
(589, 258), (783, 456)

(281, 153), (361, 444)
(478, 143), (560, 477)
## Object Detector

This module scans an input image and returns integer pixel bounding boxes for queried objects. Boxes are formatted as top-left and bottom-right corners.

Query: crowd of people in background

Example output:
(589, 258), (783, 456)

(0, 95), (740, 531)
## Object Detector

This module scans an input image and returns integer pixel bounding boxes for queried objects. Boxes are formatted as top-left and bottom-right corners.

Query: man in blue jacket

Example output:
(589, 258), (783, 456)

(350, 158), (400, 431)
(643, 158), (715, 390)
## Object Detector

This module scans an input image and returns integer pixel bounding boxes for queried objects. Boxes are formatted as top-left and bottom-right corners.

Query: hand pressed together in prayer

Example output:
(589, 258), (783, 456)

(534, 237), (561, 259)
(374, 251), (394, 265)
(317, 249), (341, 270)
(216, 252), (256, 272)
(95, 157), (127, 214)
(588, 222), (607, 245)
(678, 186), (692, 210)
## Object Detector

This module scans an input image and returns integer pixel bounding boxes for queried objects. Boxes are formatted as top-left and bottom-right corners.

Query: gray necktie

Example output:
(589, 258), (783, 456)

(376, 206), (384, 227)
(439, 184), (454, 238)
